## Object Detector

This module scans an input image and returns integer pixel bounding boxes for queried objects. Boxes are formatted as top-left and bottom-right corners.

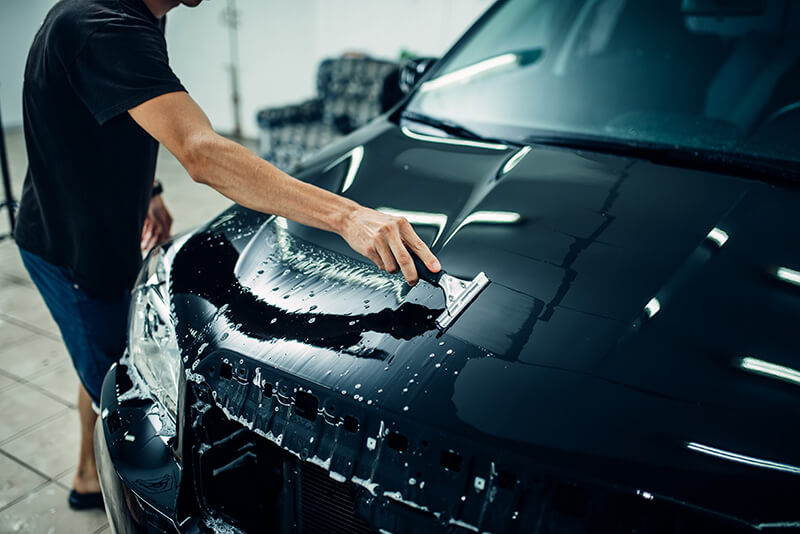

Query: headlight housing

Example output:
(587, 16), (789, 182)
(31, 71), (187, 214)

(128, 245), (181, 419)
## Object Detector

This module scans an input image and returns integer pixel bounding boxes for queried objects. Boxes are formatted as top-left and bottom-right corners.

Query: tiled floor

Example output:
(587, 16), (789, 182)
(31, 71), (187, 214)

(0, 126), (236, 532)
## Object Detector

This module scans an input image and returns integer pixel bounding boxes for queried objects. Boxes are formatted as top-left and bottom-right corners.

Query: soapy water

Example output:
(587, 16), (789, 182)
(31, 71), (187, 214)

(234, 220), (411, 316)
(174, 217), (483, 417)
(171, 224), (443, 355)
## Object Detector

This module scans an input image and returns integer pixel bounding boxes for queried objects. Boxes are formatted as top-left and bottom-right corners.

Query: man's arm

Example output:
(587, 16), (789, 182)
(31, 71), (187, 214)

(129, 91), (440, 284)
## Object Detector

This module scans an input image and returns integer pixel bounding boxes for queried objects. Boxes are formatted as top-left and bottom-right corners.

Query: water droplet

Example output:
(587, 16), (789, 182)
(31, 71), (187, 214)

(446, 349), (454, 355)
(435, 363), (441, 368)
(429, 353), (435, 358)
(272, 287), (280, 291)
(402, 388), (408, 393)
(377, 388), (383, 393)
(439, 341), (445, 346)
(364, 299), (370, 304)
(403, 406), (409, 412)
(308, 317), (316, 324)
(355, 383), (361, 389)
(364, 305), (370, 309)
(309, 305), (317, 311)
(257, 270), (264, 275)
(348, 320), (356, 326)
(270, 318), (278, 324)
(283, 295), (290, 299)
(221, 333), (229, 340)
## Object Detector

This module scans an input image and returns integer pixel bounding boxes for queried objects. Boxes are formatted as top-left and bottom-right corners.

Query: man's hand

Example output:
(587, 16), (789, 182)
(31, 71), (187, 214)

(141, 194), (173, 252)
(341, 206), (440, 286)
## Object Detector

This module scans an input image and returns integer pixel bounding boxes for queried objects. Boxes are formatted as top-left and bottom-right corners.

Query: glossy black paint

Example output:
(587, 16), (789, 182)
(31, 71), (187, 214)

(133, 115), (800, 532)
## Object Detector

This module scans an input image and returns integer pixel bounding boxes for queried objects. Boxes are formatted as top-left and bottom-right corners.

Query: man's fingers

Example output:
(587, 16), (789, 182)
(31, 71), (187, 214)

(142, 235), (155, 251)
(141, 219), (153, 249)
(160, 211), (173, 235)
(152, 226), (166, 246)
(387, 229), (418, 285)
(376, 240), (398, 274)
(400, 219), (440, 272)
(365, 246), (385, 271)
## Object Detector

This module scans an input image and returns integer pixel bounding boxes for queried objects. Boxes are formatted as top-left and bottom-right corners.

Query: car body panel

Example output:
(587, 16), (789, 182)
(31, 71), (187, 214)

(163, 119), (800, 530)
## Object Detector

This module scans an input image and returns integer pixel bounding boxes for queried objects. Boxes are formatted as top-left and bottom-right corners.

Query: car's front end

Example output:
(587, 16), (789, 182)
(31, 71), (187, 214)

(95, 156), (800, 533)
(97, 0), (800, 532)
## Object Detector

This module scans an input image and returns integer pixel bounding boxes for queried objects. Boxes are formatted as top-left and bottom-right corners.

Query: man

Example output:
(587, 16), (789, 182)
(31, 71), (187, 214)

(15, 0), (440, 510)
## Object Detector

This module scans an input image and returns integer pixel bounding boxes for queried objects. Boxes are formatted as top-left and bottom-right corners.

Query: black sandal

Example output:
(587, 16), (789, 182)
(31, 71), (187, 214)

(68, 489), (104, 510)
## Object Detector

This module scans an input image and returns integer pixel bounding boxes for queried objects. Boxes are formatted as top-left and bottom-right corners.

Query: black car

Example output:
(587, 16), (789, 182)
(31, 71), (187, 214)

(95, 1), (800, 532)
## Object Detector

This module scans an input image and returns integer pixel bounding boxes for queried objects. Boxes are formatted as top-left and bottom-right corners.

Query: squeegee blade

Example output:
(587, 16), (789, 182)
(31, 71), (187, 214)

(435, 272), (489, 331)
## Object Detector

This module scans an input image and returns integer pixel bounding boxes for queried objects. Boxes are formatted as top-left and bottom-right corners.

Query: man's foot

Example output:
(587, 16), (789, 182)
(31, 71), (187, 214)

(73, 471), (101, 494)
(70, 470), (103, 510)
(68, 489), (104, 510)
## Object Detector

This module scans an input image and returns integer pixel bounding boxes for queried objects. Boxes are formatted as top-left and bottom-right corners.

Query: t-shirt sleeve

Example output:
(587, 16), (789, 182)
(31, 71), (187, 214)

(66, 21), (186, 125)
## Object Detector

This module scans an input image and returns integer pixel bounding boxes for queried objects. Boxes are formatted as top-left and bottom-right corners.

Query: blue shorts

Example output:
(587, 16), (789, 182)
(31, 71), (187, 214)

(19, 247), (130, 404)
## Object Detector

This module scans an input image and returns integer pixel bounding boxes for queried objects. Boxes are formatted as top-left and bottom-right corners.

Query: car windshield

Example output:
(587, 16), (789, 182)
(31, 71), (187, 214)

(405, 0), (800, 173)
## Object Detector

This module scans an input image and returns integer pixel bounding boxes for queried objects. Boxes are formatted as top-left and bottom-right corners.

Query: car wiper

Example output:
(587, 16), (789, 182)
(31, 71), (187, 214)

(400, 111), (516, 146)
(523, 133), (800, 184)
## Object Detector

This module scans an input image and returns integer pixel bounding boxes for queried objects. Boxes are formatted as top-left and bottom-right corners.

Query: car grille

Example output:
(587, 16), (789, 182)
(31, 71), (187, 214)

(195, 402), (376, 534)
(299, 460), (375, 534)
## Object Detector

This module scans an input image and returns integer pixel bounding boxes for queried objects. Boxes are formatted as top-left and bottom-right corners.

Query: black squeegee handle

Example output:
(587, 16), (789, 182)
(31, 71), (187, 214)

(412, 254), (443, 286)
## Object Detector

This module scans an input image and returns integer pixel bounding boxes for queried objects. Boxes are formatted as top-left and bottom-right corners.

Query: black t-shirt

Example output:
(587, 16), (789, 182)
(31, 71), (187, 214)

(15, 0), (185, 294)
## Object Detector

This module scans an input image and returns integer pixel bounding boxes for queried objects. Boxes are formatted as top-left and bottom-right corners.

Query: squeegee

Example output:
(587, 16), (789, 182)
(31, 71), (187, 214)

(412, 256), (490, 332)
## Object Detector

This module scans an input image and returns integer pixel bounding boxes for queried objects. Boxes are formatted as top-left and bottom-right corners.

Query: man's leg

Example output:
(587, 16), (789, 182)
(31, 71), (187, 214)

(75, 383), (101, 495)
(18, 247), (129, 509)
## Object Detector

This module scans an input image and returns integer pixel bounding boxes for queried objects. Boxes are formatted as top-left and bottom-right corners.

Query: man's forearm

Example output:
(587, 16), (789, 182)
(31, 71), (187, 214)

(185, 133), (358, 235)
(130, 91), (440, 283)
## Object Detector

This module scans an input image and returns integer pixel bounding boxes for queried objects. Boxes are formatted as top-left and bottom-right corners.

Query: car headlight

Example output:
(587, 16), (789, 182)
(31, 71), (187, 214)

(128, 245), (181, 419)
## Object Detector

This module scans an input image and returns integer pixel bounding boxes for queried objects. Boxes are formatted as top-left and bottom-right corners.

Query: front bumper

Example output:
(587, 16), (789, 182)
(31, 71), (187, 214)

(97, 346), (760, 534)
(95, 358), (383, 534)
(95, 362), (190, 533)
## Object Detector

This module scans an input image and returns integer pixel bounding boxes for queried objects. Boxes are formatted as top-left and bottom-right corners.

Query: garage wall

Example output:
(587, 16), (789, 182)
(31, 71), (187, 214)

(0, 0), (61, 128)
(0, 0), (492, 136)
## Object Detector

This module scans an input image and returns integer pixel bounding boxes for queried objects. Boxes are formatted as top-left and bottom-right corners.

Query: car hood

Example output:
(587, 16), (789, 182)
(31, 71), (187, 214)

(171, 120), (800, 528)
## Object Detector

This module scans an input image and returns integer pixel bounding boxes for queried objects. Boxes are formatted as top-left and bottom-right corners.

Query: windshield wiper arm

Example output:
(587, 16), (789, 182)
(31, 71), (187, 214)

(523, 133), (800, 184)
(400, 111), (516, 146)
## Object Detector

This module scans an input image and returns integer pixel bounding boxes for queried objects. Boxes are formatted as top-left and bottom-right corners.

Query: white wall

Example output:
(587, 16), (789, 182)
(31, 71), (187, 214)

(0, 0), (59, 127)
(0, 0), (492, 136)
